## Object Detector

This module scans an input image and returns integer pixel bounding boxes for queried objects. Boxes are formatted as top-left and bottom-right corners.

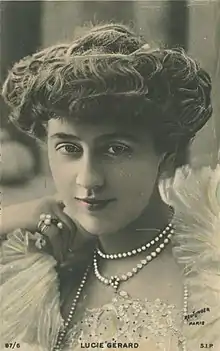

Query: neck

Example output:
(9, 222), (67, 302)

(98, 190), (173, 255)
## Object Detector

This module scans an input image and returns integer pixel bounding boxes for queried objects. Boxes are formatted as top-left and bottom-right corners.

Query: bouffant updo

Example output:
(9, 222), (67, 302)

(2, 23), (212, 167)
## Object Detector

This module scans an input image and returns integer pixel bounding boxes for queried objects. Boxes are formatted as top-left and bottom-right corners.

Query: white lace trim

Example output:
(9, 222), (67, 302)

(0, 229), (63, 350)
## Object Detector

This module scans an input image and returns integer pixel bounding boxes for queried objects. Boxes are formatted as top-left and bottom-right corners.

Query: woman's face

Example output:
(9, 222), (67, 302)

(48, 118), (162, 236)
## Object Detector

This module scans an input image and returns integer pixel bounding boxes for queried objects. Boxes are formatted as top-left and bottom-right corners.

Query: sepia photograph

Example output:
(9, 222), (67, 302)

(0, 1), (220, 351)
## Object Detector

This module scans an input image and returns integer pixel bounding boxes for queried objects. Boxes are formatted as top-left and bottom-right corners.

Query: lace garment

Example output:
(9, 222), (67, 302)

(64, 290), (185, 351)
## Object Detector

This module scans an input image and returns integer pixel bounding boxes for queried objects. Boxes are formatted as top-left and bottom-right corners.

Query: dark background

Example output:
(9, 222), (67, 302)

(1, 0), (220, 205)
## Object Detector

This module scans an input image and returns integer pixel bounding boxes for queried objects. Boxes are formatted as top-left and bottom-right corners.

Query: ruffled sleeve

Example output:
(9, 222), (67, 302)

(0, 229), (63, 351)
(159, 165), (220, 351)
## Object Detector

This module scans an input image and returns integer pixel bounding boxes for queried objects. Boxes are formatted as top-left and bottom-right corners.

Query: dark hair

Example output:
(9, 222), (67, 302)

(2, 23), (212, 168)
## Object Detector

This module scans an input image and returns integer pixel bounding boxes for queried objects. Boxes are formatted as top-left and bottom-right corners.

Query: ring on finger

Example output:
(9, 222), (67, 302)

(37, 213), (64, 234)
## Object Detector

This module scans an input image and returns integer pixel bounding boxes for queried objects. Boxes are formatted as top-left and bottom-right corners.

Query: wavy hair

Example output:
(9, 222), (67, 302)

(0, 23), (214, 303)
(2, 23), (212, 167)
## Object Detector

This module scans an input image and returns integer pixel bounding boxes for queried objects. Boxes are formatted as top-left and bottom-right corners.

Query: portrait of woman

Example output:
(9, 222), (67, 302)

(0, 23), (220, 351)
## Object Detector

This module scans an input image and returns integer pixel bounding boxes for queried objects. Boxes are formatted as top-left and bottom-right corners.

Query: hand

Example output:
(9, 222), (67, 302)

(30, 196), (97, 268)
(28, 197), (75, 264)
(2, 196), (97, 268)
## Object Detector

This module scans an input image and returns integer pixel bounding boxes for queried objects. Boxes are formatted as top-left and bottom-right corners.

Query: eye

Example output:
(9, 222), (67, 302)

(55, 143), (82, 156)
(105, 143), (132, 157)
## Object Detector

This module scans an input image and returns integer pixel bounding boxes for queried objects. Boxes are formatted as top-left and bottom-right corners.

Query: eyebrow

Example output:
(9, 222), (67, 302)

(50, 132), (139, 143)
(50, 132), (81, 141)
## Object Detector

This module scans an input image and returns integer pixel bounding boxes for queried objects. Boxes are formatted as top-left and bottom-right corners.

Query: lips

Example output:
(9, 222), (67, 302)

(75, 197), (115, 211)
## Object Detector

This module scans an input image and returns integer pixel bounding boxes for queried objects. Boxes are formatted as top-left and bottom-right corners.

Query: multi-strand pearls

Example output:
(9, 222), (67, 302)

(96, 223), (174, 260)
(52, 223), (189, 351)
(94, 223), (174, 290)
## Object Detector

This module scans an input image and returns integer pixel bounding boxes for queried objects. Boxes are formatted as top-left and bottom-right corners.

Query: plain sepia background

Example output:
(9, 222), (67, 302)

(1, 0), (220, 207)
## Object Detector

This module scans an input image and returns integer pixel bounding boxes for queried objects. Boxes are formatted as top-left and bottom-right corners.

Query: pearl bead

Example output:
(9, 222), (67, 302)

(142, 246), (146, 250)
(57, 222), (63, 229)
(164, 238), (169, 244)
(123, 253), (127, 257)
(146, 255), (152, 261)
(159, 244), (165, 249)
(44, 218), (51, 225)
(137, 248), (142, 253)
(132, 249), (137, 254)
(150, 240), (155, 245)
(151, 252), (157, 257)
(156, 248), (161, 253)
(137, 263), (143, 269)
(141, 259), (147, 265)
(127, 272), (132, 277)
(146, 243), (151, 248)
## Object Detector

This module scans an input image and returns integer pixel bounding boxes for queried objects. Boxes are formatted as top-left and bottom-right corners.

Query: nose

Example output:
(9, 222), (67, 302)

(76, 153), (105, 191)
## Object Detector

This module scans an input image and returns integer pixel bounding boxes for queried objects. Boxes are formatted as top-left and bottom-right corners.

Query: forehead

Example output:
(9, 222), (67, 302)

(48, 117), (151, 142)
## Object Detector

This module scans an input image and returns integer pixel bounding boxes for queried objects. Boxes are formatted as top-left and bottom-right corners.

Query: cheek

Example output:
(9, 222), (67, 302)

(111, 159), (159, 201)
(48, 150), (75, 193)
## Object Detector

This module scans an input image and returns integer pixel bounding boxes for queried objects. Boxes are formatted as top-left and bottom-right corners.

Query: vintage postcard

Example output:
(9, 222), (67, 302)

(0, 1), (220, 351)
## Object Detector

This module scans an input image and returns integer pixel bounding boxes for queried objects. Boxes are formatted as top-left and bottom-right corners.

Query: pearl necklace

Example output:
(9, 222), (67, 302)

(53, 224), (189, 351)
(52, 266), (91, 351)
(97, 223), (174, 260)
(94, 224), (174, 290)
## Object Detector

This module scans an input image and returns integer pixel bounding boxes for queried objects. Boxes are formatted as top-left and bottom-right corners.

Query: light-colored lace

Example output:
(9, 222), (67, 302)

(64, 290), (185, 351)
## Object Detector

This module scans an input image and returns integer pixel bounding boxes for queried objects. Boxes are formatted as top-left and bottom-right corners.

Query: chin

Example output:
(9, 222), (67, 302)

(78, 220), (115, 236)
(74, 213), (122, 236)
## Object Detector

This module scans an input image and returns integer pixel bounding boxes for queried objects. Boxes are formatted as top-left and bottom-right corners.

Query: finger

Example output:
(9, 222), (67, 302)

(41, 225), (64, 264)
(51, 205), (77, 255)
(52, 203), (77, 234)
